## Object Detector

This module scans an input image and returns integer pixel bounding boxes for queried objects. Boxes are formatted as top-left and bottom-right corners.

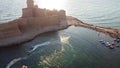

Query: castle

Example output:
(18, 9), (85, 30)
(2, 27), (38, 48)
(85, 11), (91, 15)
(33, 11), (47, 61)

(0, 0), (66, 39)
(22, 0), (66, 19)
(18, 0), (66, 29)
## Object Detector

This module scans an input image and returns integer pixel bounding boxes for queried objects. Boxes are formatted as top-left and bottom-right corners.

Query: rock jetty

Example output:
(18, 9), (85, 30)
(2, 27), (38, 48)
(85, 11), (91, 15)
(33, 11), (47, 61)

(67, 16), (120, 38)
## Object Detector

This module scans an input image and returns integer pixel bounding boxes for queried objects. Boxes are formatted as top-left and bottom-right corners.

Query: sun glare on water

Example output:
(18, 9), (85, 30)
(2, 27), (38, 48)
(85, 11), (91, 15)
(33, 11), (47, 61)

(35, 0), (66, 10)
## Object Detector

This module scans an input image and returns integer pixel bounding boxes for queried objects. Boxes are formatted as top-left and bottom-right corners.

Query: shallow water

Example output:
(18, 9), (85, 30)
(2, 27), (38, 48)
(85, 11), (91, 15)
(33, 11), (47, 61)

(0, 0), (120, 68)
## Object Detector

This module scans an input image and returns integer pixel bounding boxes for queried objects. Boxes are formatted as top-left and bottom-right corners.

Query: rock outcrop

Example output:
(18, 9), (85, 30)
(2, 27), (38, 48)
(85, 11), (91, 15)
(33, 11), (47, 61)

(0, 0), (119, 47)
(0, 0), (67, 47)
(0, 22), (22, 39)
(67, 16), (120, 38)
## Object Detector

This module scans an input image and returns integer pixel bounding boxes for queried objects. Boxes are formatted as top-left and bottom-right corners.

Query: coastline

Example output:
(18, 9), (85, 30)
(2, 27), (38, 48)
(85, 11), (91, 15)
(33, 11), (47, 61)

(67, 16), (120, 38)
(0, 16), (120, 47)
(0, 19), (68, 47)
(2, 0), (120, 47)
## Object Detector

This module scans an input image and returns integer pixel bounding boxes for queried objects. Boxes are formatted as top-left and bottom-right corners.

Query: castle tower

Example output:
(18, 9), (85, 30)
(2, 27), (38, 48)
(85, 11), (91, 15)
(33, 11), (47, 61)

(27, 0), (34, 8)
(22, 0), (35, 18)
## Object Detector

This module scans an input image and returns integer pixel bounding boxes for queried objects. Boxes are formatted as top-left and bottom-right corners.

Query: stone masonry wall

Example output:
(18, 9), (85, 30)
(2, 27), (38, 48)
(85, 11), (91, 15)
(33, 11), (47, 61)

(22, 8), (33, 18)
(18, 16), (60, 30)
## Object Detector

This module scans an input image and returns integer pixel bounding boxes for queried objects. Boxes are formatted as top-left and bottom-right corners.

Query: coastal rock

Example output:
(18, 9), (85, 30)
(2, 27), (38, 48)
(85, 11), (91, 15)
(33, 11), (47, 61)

(0, 22), (22, 39)
(67, 16), (120, 38)
(0, 0), (67, 47)
(0, 0), (120, 47)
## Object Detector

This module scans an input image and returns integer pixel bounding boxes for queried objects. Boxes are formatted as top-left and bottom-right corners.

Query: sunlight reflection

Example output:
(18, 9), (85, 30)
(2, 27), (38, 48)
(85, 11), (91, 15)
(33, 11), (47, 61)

(60, 35), (74, 50)
(60, 35), (70, 44)
(39, 50), (63, 67)
(38, 35), (75, 67)
(35, 0), (67, 10)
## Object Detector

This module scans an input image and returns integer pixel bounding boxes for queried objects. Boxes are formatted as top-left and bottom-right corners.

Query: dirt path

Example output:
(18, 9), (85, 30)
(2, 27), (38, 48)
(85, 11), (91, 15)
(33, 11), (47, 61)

(67, 16), (120, 38)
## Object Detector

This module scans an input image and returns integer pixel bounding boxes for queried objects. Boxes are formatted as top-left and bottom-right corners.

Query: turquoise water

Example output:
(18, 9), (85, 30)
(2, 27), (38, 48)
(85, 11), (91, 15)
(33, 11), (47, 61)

(0, 0), (120, 68)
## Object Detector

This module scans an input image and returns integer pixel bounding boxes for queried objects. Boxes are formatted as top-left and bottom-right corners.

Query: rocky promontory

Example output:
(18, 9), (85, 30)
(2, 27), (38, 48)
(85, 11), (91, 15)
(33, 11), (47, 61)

(0, 0), (120, 47)
(0, 0), (67, 47)
(0, 18), (68, 47)
(67, 16), (120, 38)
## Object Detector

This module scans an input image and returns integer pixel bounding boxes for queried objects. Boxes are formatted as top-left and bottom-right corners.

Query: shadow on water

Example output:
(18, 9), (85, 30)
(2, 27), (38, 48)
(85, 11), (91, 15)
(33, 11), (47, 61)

(0, 31), (61, 68)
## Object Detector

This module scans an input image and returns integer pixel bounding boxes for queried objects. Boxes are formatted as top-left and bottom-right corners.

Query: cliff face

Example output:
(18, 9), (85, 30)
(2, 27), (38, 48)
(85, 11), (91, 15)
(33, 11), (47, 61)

(0, 0), (66, 39)
(0, 22), (22, 39)
(0, 0), (67, 46)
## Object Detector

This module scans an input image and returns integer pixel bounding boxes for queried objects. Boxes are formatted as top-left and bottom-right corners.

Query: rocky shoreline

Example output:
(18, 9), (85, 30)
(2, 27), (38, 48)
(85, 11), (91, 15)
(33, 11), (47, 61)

(0, 16), (120, 47)
(0, 19), (68, 47)
(0, 0), (68, 47)
(67, 16), (120, 39)
(1, 0), (120, 47)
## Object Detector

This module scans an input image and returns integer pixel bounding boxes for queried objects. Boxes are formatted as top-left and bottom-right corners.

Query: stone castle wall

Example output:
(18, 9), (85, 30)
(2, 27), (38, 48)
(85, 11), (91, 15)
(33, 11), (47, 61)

(28, 16), (60, 26)
(33, 8), (46, 17)
(22, 8), (33, 18)
(22, 7), (66, 19)
(22, 0), (66, 19)
(18, 15), (60, 30)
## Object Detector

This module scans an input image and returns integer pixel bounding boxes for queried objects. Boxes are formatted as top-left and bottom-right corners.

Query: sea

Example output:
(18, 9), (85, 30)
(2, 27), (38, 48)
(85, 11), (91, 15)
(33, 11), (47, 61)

(0, 0), (120, 68)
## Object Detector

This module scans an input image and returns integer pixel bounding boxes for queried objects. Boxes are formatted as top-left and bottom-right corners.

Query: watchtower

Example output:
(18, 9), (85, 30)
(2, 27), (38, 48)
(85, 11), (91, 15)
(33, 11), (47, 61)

(27, 0), (34, 8)
(22, 0), (35, 18)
